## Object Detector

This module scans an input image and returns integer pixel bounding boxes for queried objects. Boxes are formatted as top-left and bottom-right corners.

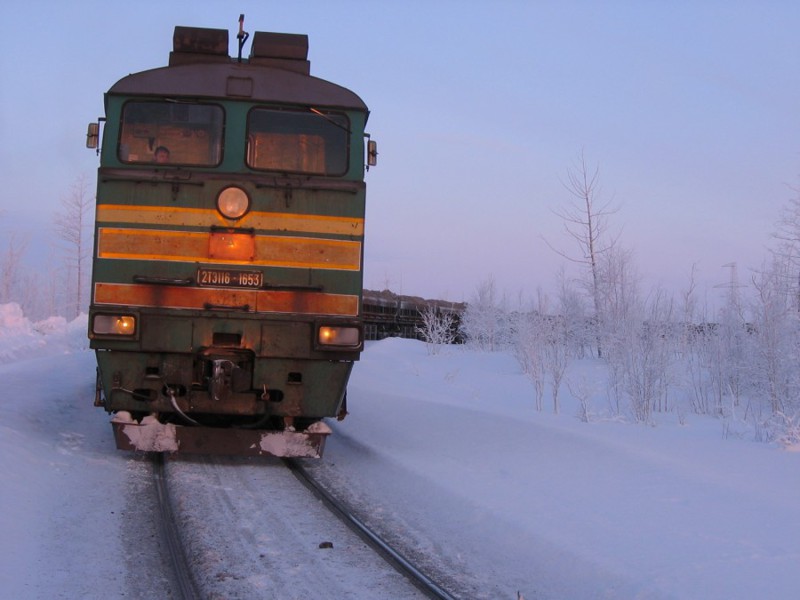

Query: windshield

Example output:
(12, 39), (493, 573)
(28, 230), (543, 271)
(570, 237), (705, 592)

(118, 101), (224, 166)
(247, 108), (349, 175)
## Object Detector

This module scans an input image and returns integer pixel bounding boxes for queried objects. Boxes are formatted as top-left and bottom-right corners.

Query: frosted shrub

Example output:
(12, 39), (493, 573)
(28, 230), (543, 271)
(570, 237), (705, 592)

(568, 376), (596, 423)
(682, 327), (723, 416)
(513, 309), (570, 414)
(748, 260), (800, 417)
(513, 312), (547, 411)
(460, 276), (512, 351)
(769, 412), (800, 448)
(415, 304), (457, 355)
(603, 291), (675, 423)
(545, 318), (569, 414)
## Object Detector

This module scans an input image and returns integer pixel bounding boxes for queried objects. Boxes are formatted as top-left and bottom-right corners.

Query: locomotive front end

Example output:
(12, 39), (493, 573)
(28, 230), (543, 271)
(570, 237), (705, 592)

(87, 23), (374, 457)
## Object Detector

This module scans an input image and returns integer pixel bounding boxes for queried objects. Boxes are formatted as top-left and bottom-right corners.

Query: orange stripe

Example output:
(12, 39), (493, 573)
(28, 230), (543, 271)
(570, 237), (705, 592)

(94, 282), (359, 316)
(97, 228), (361, 271)
(96, 205), (364, 236)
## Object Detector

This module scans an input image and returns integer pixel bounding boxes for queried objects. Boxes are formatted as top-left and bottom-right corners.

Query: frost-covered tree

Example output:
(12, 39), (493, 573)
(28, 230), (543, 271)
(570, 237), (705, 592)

(513, 309), (547, 411)
(613, 290), (675, 422)
(544, 315), (570, 415)
(53, 175), (94, 318)
(0, 233), (27, 305)
(556, 268), (592, 358)
(416, 303), (458, 355)
(595, 244), (639, 339)
(461, 276), (509, 351)
(752, 187), (800, 444)
(772, 186), (800, 310)
(679, 266), (721, 417)
(545, 151), (622, 356)
(749, 258), (799, 418)
(513, 291), (551, 411)
(773, 188), (800, 254)
(513, 290), (570, 414)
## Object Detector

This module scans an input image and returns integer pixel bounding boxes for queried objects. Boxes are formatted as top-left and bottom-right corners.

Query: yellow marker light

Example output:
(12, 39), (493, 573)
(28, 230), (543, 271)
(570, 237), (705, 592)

(217, 186), (250, 220)
(318, 325), (360, 347)
(93, 314), (137, 336)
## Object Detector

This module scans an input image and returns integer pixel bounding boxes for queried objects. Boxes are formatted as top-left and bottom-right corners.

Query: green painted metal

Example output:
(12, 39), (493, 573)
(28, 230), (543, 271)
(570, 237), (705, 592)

(89, 24), (371, 455)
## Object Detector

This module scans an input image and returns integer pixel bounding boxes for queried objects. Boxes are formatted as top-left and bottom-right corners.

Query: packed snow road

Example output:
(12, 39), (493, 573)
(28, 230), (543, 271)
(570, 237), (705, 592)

(3, 318), (800, 599)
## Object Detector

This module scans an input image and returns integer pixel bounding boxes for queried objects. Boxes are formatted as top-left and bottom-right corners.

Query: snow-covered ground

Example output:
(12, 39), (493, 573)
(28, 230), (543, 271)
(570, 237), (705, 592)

(1, 302), (798, 598)
(320, 341), (800, 598)
(0, 304), (160, 598)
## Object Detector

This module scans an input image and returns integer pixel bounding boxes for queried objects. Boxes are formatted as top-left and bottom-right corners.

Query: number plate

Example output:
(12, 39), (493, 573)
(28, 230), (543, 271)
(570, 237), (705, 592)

(197, 268), (263, 288)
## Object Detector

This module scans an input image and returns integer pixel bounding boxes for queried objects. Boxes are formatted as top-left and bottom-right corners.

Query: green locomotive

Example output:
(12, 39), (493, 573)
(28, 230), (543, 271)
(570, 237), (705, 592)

(86, 19), (376, 456)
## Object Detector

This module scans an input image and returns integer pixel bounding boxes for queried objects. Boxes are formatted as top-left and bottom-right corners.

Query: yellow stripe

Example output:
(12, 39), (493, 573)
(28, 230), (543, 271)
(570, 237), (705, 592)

(97, 204), (364, 236)
(97, 227), (361, 271)
(94, 282), (359, 316)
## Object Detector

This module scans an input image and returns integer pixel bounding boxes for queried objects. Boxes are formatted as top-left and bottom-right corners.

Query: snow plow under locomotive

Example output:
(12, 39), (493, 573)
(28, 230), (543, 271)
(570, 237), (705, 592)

(86, 18), (377, 457)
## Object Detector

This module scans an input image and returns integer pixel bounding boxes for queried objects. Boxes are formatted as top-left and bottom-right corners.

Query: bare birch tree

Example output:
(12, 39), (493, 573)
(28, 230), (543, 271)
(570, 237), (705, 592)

(545, 151), (620, 355)
(772, 185), (800, 309)
(54, 175), (94, 318)
(0, 233), (28, 304)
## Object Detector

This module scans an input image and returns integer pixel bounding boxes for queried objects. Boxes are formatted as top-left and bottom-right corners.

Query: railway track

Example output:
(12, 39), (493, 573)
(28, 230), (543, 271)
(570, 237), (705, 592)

(150, 453), (456, 599)
(152, 454), (201, 600)
(284, 458), (457, 600)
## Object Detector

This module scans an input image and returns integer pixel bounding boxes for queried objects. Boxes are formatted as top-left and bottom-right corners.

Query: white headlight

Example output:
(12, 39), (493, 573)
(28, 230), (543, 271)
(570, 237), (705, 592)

(318, 326), (361, 347)
(217, 186), (250, 219)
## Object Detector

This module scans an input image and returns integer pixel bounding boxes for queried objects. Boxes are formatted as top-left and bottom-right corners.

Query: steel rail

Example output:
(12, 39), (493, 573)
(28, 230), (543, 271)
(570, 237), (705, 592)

(152, 454), (201, 600)
(284, 458), (457, 600)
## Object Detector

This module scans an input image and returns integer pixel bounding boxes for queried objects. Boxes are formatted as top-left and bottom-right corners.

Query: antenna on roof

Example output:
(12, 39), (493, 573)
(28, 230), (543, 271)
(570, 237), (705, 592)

(237, 14), (249, 62)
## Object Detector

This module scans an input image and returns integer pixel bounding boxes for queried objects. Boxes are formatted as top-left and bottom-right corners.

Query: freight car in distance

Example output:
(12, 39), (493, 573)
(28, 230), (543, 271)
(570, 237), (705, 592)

(362, 289), (464, 343)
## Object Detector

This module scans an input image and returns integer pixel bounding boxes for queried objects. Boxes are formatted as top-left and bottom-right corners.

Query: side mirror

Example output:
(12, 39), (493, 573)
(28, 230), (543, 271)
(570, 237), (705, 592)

(86, 122), (99, 149)
(367, 139), (378, 167)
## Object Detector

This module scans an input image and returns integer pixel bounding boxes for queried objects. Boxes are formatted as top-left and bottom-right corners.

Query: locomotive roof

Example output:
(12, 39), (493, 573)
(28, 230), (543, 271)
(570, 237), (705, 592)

(108, 64), (368, 111)
(107, 26), (368, 113)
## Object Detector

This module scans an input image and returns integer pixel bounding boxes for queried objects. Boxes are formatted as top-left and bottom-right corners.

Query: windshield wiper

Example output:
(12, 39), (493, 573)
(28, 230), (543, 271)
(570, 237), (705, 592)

(309, 107), (351, 134)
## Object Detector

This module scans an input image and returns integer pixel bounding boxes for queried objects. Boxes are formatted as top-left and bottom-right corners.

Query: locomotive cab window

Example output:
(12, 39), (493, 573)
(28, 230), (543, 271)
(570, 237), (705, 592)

(246, 108), (349, 175)
(118, 101), (224, 166)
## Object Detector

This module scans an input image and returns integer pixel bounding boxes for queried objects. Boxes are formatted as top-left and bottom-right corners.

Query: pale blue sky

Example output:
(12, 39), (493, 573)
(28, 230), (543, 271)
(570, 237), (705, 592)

(2, 1), (799, 306)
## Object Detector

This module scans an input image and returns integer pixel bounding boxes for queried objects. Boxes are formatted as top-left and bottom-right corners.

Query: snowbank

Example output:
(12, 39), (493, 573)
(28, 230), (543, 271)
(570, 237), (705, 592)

(0, 303), (88, 364)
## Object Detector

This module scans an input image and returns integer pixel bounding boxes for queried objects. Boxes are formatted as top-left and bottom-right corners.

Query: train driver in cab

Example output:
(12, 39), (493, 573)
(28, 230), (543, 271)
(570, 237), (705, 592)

(154, 145), (170, 163)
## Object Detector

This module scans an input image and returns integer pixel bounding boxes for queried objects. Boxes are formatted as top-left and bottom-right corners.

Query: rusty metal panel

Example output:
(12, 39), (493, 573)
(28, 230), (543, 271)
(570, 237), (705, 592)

(226, 76), (254, 97)
(208, 231), (256, 261)
(173, 26), (229, 55)
(93, 282), (359, 316)
(98, 228), (207, 261)
(140, 316), (193, 352)
(97, 227), (361, 271)
(250, 32), (309, 60)
(95, 205), (365, 237)
(109, 63), (368, 111)
(260, 321), (312, 356)
(254, 236), (361, 270)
